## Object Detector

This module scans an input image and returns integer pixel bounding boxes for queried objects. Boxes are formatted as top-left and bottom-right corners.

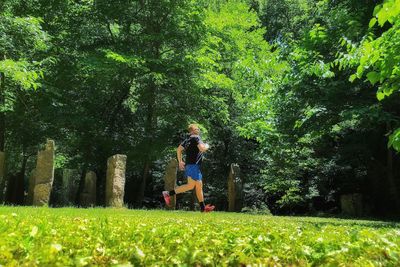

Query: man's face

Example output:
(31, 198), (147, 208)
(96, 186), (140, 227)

(191, 126), (200, 135)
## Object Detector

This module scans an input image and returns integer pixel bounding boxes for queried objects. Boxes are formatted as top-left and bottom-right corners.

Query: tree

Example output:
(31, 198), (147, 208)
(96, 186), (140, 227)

(242, 0), (400, 216)
(351, 0), (400, 152)
(0, 8), (49, 202)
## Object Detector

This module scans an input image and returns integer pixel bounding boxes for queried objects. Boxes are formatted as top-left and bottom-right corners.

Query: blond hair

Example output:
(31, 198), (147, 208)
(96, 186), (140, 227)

(188, 123), (199, 132)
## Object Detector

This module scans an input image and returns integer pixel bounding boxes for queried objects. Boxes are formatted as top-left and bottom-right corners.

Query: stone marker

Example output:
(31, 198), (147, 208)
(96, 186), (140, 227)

(228, 163), (243, 212)
(164, 159), (178, 209)
(33, 140), (55, 206)
(106, 154), (127, 208)
(340, 193), (363, 216)
(80, 171), (97, 207)
(0, 152), (5, 201)
(61, 169), (80, 206)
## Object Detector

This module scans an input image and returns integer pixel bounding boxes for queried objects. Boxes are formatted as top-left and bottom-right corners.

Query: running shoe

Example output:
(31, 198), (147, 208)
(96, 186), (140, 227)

(203, 204), (215, 212)
(162, 191), (171, 206)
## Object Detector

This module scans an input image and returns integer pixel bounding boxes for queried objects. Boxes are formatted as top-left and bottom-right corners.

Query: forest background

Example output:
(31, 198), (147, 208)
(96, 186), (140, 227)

(1, 0), (399, 218)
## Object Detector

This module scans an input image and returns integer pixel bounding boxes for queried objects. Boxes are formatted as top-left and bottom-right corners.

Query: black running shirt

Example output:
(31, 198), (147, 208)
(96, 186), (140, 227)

(180, 135), (204, 165)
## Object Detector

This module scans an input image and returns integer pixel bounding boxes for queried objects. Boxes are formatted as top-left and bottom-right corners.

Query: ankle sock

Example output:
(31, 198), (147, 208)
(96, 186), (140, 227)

(169, 190), (176, 196)
(200, 202), (205, 211)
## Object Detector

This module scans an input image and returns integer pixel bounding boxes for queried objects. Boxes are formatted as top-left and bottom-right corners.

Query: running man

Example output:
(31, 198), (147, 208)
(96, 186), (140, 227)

(163, 123), (215, 212)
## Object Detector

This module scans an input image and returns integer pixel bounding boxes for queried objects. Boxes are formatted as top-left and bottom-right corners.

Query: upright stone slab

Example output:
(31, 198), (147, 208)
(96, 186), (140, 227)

(61, 169), (81, 206)
(33, 140), (55, 206)
(164, 159), (178, 209)
(0, 152), (5, 201)
(106, 154), (127, 208)
(340, 193), (363, 216)
(228, 163), (243, 212)
(80, 171), (97, 207)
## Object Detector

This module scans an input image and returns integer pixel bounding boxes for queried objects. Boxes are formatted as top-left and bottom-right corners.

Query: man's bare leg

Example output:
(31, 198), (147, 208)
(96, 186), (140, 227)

(175, 177), (196, 194)
(194, 180), (204, 202)
(163, 177), (195, 206)
(193, 180), (214, 212)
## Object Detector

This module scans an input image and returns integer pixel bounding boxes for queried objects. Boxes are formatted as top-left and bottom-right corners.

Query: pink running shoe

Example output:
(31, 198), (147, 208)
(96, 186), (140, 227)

(203, 204), (215, 212)
(162, 191), (171, 206)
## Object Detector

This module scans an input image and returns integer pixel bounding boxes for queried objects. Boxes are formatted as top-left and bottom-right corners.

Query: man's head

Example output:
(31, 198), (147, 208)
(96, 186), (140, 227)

(188, 123), (200, 135)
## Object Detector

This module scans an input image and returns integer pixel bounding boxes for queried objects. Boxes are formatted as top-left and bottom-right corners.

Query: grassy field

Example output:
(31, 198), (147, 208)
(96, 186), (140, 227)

(0, 207), (399, 266)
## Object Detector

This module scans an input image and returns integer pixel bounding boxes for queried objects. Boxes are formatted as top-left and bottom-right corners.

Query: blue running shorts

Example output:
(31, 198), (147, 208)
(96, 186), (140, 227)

(185, 164), (202, 181)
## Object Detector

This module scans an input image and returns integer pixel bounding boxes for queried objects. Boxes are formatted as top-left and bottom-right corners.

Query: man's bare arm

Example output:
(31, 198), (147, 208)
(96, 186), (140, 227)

(197, 143), (210, 153)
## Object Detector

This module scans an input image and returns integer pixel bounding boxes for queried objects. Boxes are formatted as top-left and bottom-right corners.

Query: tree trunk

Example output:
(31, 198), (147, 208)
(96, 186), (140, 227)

(6, 147), (28, 205)
(0, 71), (5, 202)
(137, 84), (157, 205)
(137, 160), (151, 205)
(0, 71), (5, 151)
(135, 5), (161, 205)
(387, 123), (400, 212)
(17, 152), (29, 205)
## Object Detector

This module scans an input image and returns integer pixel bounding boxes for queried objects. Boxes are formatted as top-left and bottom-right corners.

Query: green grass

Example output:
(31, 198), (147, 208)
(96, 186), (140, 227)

(0, 206), (399, 266)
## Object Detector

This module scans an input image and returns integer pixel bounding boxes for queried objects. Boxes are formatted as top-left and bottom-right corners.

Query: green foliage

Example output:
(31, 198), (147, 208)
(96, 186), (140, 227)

(239, 0), (399, 214)
(241, 201), (271, 215)
(0, 9), (51, 183)
(253, 0), (314, 42)
(349, 0), (400, 151)
(0, 15), (48, 57)
(0, 60), (42, 91)
(0, 14), (49, 108)
(191, 1), (287, 211)
(54, 153), (68, 169)
(198, 0), (286, 143)
(388, 128), (400, 151)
